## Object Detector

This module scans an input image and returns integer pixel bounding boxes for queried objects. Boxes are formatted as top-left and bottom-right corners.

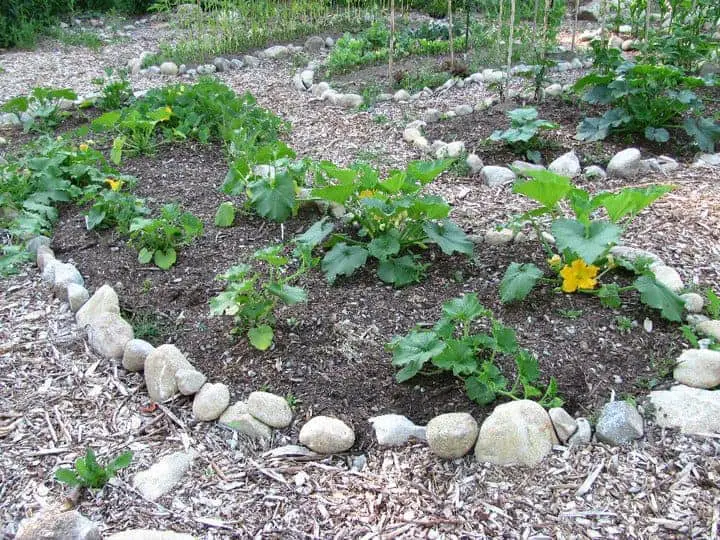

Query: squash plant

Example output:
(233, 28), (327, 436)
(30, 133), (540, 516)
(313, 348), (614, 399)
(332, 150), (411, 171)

(498, 170), (684, 321)
(387, 293), (562, 407)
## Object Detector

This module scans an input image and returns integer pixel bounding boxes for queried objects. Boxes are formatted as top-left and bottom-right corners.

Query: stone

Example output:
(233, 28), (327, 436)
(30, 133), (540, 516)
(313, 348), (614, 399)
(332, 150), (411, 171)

(122, 339), (154, 371)
(261, 45), (289, 59)
(159, 62), (178, 75)
(687, 314), (710, 327)
(607, 148), (642, 178)
(292, 73), (306, 91)
(485, 228), (515, 245)
(548, 408), (577, 443)
(218, 400), (247, 424)
(368, 414), (426, 446)
(621, 39), (637, 51)
(681, 293), (705, 313)
(196, 64), (216, 75)
(66, 283), (89, 312)
(444, 141), (465, 158)
(608, 35), (624, 49)
(15, 510), (100, 540)
(393, 89), (411, 102)
(0, 112), (20, 126)
(229, 59), (243, 70)
(511, 160), (545, 172)
(193, 383), (230, 421)
(223, 412), (272, 440)
(413, 136), (430, 151)
(423, 108), (441, 123)
(299, 416), (355, 454)
(697, 320), (720, 341)
(86, 312), (133, 359)
(474, 400), (557, 466)
(376, 93), (393, 102)
(106, 530), (196, 540)
(583, 165), (606, 179)
(132, 451), (194, 501)
(692, 152), (720, 168)
(144, 344), (194, 402)
(673, 349), (720, 389)
(27, 235), (51, 256)
(480, 166), (516, 187)
(212, 57), (231, 72)
(334, 93), (363, 108)
(311, 81), (330, 97)
(242, 55), (260, 68)
(618, 24), (632, 34)
(454, 104), (473, 116)
(426, 413), (479, 458)
(548, 150), (581, 178)
(175, 368), (206, 395)
(300, 70), (314, 89)
(568, 417), (592, 447)
(304, 35), (325, 52)
(649, 385), (720, 434)
(650, 263), (683, 292)
(148, 65), (161, 74)
(52, 262), (84, 300)
(32, 243), (52, 271)
(325, 37), (334, 48)
(609, 246), (662, 266)
(595, 401), (644, 445)
(403, 127), (423, 143)
(544, 83), (562, 97)
(41, 259), (60, 284)
(247, 391), (293, 428)
(466, 153), (483, 173)
(76, 284), (120, 328)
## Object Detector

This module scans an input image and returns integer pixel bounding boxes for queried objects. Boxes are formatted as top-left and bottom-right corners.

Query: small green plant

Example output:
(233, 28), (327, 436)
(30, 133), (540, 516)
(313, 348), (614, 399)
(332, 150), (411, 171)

(82, 177), (148, 233)
(129, 203), (204, 269)
(387, 293), (562, 408)
(47, 26), (104, 50)
(214, 201), (236, 227)
(93, 68), (134, 111)
(705, 288), (720, 319)
(1, 87), (77, 132)
(55, 448), (132, 489)
(615, 315), (633, 334)
(94, 106), (173, 161)
(489, 108), (557, 160)
(558, 308), (583, 319)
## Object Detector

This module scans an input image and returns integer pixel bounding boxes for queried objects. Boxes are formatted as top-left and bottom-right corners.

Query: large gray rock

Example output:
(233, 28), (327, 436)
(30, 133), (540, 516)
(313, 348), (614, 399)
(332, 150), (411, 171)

(568, 417), (592, 447)
(595, 401), (644, 445)
(242, 55), (260, 68)
(261, 45), (289, 59)
(132, 451), (194, 501)
(649, 385), (720, 434)
(36, 245), (55, 272)
(144, 344), (194, 402)
(67, 283), (89, 312)
(368, 414), (426, 446)
(299, 416), (355, 454)
(333, 93), (363, 109)
(466, 153), (483, 173)
(548, 150), (581, 178)
(584, 165), (606, 179)
(423, 108), (441, 123)
(27, 235), (51, 256)
(76, 284), (120, 328)
(304, 35), (325, 52)
(192, 383), (230, 421)
(52, 262), (84, 300)
(680, 293), (705, 314)
(696, 320), (720, 341)
(87, 312), (134, 359)
(607, 148), (642, 178)
(221, 411), (272, 441)
(300, 70), (314, 89)
(106, 530), (196, 540)
(549, 407), (578, 443)
(426, 412), (479, 458)
(175, 368), (206, 395)
(673, 349), (720, 389)
(159, 62), (178, 75)
(650, 263), (683, 292)
(122, 339), (155, 372)
(16, 510), (100, 540)
(393, 89), (411, 101)
(212, 57), (230, 72)
(480, 166), (516, 187)
(474, 400), (557, 466)
(247, 391), (292, 428)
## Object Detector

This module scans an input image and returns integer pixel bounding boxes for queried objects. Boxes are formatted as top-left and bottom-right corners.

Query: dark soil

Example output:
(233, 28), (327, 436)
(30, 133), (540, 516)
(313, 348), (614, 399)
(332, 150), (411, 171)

(50, 141), (683, 450)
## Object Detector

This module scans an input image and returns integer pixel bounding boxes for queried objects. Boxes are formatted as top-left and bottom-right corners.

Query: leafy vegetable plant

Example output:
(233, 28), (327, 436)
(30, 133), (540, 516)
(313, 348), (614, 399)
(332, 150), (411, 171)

(129, 204), (204, 269)
(55, 448), (132, 489)
(92, 68), (134, 111)
(489, 107), (558, 160)
(387, 293), (562, 407)
(1, 87), (77, 132)
(498, 169), (684, 321)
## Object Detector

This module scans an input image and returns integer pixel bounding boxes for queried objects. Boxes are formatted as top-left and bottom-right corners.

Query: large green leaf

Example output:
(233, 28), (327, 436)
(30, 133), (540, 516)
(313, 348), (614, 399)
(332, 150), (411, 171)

(214, 201), (236, 227)
(442, 293), (489, 323)
(431, 339), (477, 375)
(592, 185), (673, 223)
(390, 331), (446, 382)
(634, 275), (684, 322)
(54, 468), (81, 486)
(377, 255), (427, 286)
(311, 177), (356, 204)
(248, 324), (274, 351)
(266, 283), (307, 305)
(321, 243), (368, 283)
(422, 220), (473, 256)
(154, 248), (177, 270)
(515, 348), (540, 383)
(683, 117), (720, 152)
(406, 159), (453, 185)
(248, 170), (297, 222)
(295, 218), (334, 248)
(552, 218), (621, 264)
(513, 169), (573, 209)
(368, 231), (400, 261)
(106, 451), (133, 474)
(499, 262), (544, 303)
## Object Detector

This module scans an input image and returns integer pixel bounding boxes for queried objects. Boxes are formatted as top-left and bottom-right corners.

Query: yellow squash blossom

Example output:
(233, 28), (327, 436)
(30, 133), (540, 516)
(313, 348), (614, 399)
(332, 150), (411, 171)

(165, 106), (172, 114)
(105, 178), (123, 191)
(559, 259), (599, 293)
(79, 143), (89, 152)
(358, 189), (375, 198)
(547, 254), (562, 270)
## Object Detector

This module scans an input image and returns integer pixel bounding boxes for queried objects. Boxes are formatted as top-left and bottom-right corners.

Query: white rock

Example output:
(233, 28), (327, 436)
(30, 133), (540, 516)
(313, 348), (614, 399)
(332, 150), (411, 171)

(423, 108), (441, 123)
(132, 451), (194, 501)
(568, 417), (592, 447)
(27, 235), (51, 256)
(67, 283), (89, 312)
(403, 127), (423, 143)
(311, 81), (330, 97)
(376, 93), (393, 102)
(76, 284), (120, 328)
(15, 510), (100, 540)
(474, 400), (557, 466)
(437, 141), (465, 159)
(618, 24), (632, 34)
(466, 153), (483, 173)
(304, 35), (325, 52)
(480, 166), (516, 187)
(609, 246), (663, 266)
(393, 89), (411, 102)
(292, 73), (305, 91)
(299, 416), (355, 454)
(595, 401), (644, 445)
(36, 245), (55, 271)
(261, 45), (289, 59)
(87, 312), (134, 359)
(583, 165), (606, 179)
(674, 348), (720, 389)
(608, 35), (624, 49)
(650, 263), (683, 292)
(159, 62), (178, 75)
(127, 58), (142, 75)
(687, 314), (710, 327)
(122, 339), (154, 371)
(52, 263), (84, 300)
(426, 413), (479, 458)
(607, 148), (642, 178)
(242, 55), (260, 68)
(485, 228), (515, 245)
(692, 153), (720, 168)
(413, 136), (430, 151)
(144, 345), (194, 402)
(368, 414), (426, 446)
(334, 93), (363, 108)
(548, 408), (578, 443)
(697, 320), (720, 341)
(548, 150), (581, 178)
(247, 391), (292, 428)
(454, 104), (473, 116)
(544, 83), (562, 97)
(649, 385), (720, 434)
(511, 160), (545, 172)
(175, 368), (206, 395)
(621, 39), (637, 51)
(681, 293), (705, 313)
(106, 530), (195, 540)
(300, 70), (314, 89)
(193, 383), (230, 421)
(222, 412), (272, 440)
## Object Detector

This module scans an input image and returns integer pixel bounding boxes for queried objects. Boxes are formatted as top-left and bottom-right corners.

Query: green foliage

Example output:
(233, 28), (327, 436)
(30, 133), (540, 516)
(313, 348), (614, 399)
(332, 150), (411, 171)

(489, 108), (558, 154)
(387, 294), (562, 408)
(92, 68), (134, 111)
(55, 448), (132, 489)
(214, 201), (236, 227)
(706, 289), (720, 319)
(500, 262), (544, 303)
(82, 181), (148, 234)
(1, 87), (77, 132)
(129, 204), (203, 269)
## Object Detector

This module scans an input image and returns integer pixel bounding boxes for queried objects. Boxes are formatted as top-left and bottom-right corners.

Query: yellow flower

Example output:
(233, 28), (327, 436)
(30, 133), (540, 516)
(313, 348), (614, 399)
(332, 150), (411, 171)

(559, 259), (599, 293)
(105, 178), (123, 191)
(358, 189), (375, 198)
(79, 143), (89, 152)
(547, 254), (562, 269)
(165, 106), (172, 114)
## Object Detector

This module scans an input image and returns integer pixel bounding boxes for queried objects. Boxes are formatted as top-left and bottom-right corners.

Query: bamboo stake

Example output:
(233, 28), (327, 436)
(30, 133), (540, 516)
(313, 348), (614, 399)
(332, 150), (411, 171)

(571, 0), (580, 52)
(449, 0), (455, 70)
(644, 0), (651, 40)
(389, 0), (395, 83)
(506, 0), (516, 79)
(541, 0), (552, 63)
(497, 0), (505, 57)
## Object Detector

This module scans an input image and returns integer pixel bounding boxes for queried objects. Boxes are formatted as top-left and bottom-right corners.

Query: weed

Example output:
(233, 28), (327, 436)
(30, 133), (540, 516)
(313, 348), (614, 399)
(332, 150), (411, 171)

(558, 308), (583, 319)
(55, 448), (132, 489)
(46, 27), (104, 50)
(615, 316), (633, 334)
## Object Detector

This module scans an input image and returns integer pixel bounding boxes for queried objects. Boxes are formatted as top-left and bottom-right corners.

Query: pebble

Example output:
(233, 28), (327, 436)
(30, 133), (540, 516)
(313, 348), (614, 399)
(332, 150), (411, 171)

(568, 417), (592, 447)
(368, 414), (426, 446)
(548, 150), (581, 178)
(159, 61), (178, 75)
(548, 407), (578, 443)
(480, 165), (516, 187)
(607, 148), (642, 178)
(175, 368), (207, 395)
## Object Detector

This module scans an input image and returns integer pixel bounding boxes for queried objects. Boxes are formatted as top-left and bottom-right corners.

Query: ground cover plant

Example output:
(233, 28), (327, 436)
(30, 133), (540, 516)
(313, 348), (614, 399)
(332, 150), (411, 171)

(1, 87), (78, 133)
(55, 448), (133, 490)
